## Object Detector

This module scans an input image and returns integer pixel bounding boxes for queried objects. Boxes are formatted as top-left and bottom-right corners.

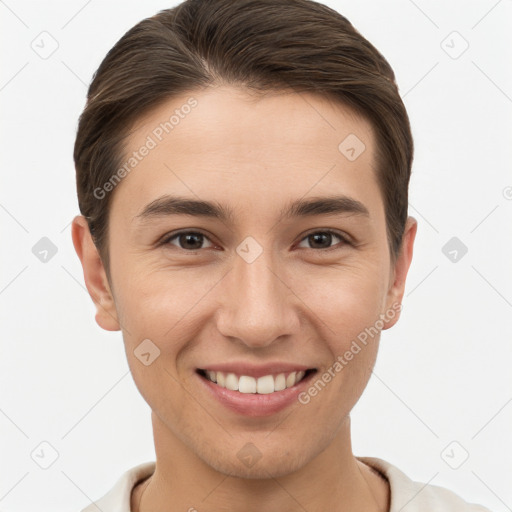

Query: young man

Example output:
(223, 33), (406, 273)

(72, 1), (492, 510)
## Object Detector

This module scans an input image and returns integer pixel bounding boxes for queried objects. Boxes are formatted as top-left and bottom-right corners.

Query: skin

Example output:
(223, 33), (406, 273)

(72, 85), (417, 512)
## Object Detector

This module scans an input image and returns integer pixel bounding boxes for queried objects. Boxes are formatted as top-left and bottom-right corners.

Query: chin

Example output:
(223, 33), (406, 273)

(194, 433), (321, 480)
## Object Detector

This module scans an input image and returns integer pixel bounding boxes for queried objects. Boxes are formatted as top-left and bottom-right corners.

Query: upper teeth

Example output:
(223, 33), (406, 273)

(204, 370), (307, 394)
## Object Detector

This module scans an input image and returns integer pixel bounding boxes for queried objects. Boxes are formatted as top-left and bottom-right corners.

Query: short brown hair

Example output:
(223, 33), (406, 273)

(74, 0), (413, 277)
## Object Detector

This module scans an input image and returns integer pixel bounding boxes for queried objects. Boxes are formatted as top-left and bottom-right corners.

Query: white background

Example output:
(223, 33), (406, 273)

(1, 1), (511, 511)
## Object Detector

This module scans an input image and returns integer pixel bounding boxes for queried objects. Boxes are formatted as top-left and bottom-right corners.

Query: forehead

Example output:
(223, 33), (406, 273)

(111, 85), (380, 221)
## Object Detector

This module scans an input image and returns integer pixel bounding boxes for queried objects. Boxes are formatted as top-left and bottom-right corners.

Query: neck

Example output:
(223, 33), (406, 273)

(132, 413), (389, 512)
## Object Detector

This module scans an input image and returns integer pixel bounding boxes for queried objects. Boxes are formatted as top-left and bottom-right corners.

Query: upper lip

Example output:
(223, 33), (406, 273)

(197, 362), (316, 379)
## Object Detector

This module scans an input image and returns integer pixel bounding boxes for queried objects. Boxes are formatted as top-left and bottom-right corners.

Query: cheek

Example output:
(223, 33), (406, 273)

(113, 268), (201, 417)
(113, 265), (222, 404)
(113, 261), (213, 339)
(294, 270), (385, 423)
(296, 261), (388, 341)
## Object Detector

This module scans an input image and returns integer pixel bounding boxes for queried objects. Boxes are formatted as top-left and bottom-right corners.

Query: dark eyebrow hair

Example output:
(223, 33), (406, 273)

(134, 194), (369, 224)
(278, 195), (369, 221)
(135, 196), (236, 223)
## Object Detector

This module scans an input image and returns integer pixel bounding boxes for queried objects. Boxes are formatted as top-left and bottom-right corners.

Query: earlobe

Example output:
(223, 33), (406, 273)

(382, 216), (417, 330)
(71, 215), (121, 332)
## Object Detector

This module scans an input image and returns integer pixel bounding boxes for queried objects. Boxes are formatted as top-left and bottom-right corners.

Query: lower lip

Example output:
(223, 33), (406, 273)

(197, 371), (316, 417)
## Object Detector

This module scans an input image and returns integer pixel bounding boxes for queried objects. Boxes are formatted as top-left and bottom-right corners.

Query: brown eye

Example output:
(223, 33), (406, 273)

(297, 231), (348, 250)
(163, 231), (214, 251)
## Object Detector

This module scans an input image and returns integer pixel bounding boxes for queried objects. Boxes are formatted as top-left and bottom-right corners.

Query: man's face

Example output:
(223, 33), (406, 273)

(84, 86), (414, 478)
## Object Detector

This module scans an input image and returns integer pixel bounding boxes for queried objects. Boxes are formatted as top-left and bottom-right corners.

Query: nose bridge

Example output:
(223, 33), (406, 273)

(217, 242), (296, 347)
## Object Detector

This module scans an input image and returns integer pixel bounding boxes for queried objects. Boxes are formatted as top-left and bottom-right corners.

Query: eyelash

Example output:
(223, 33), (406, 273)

(160, 229), (351, 252)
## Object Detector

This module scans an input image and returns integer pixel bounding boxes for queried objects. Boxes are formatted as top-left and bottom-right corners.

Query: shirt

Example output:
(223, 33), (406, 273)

(80, 456), (492, 511)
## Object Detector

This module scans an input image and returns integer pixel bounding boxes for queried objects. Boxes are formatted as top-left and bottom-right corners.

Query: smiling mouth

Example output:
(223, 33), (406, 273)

(196, 368), (317, 394)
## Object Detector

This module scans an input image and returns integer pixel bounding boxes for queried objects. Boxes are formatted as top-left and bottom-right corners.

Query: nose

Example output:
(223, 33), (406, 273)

(215, 245), (299, 348)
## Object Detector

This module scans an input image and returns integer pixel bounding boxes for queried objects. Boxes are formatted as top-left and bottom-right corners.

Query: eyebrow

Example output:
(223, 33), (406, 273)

(134, 194), (370, 224)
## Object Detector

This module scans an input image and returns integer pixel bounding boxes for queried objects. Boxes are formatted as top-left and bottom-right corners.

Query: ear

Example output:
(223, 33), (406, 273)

(71, 215), (120, 331)
(382, 216), (417, 330)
